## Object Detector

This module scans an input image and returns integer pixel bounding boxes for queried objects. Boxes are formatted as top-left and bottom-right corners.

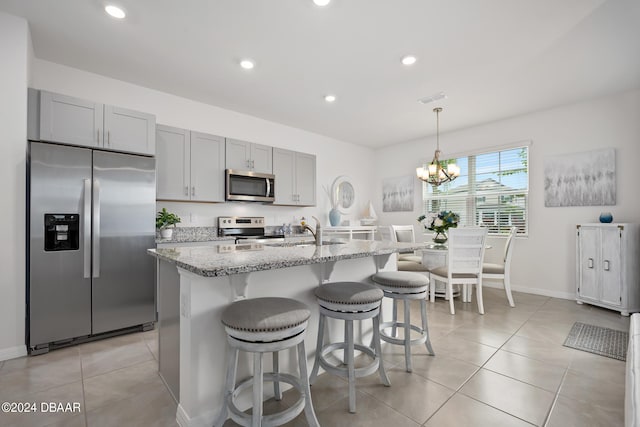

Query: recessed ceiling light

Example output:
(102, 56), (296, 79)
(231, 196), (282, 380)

(401, 55), (417, 66)
(324, 94), (336, 103)
(105, 5), (126, 19)
(240, 59), (255, 70)
(313, 0), (331, 6)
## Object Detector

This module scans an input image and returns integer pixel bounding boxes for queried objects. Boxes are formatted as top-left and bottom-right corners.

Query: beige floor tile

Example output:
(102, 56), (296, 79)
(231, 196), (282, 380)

(0, 348), (82, 400)
(569, 350), (626, 385)
(546, 395), (624, 427)
(430, 335), (499, 366)
(294, 370), (350, 413)
(83, 360), (163, 412)
(384, 350), (479, 390)
(558, 370), (625, 411)
(447, 323), (514, 348)
(484, 350), (567, 393)
(43, 414), (86, 427)
(424, 393), (535, 427)
(0, 381), (84, 427)
(85, 382), (177, 427)
(79, 333), (154, 379)
(141, 329), (159, 361)
(501, 336), (575, 369)
(460, 369), (555, 426)
(315, 390), (420, 427)
(356, 369), (455, 424)
(514, 320), (575, 346)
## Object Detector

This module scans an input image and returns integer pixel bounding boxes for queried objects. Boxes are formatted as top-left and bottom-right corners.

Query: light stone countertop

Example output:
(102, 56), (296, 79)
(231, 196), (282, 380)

(148, 240), (427, 277)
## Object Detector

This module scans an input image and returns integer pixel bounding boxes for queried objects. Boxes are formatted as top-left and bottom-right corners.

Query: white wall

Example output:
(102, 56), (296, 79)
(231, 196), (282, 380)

(0, 12), (30, 360)
(374, 89), (640, 298)
(30, 59), (375, 228)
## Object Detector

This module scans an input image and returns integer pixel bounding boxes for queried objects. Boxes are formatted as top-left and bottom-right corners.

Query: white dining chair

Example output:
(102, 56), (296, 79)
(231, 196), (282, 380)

(391, 225), (424, 264)
(482, 226), (517, 307)
(429, 227), (488, 315)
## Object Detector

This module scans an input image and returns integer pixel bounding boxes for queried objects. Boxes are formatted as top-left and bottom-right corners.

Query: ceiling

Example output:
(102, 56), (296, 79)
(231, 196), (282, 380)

(1, 0), (639, 148)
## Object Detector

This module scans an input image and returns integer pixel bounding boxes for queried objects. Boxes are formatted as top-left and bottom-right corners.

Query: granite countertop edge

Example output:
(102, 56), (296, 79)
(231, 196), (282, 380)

(148, 241), (426, 278)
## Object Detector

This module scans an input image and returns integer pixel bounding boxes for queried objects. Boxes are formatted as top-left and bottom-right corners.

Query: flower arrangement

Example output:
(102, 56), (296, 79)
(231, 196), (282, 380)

(417, 211), (460, 234)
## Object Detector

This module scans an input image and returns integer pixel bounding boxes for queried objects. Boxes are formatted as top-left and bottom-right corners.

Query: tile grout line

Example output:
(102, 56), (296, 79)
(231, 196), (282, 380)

(541, 367), (570, 427)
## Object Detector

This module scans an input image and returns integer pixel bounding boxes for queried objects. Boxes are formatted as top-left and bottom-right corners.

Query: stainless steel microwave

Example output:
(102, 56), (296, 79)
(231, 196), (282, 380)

(225, 169), (275, 202)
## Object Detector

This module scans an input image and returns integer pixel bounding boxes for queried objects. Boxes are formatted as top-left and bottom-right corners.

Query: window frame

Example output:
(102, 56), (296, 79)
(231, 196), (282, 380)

(421, 141), (531, 237)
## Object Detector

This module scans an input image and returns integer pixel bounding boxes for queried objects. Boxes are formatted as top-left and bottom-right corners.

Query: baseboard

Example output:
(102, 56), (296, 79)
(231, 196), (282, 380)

(176, 404), (217, 427)
(482, 281), (575, 300)
(0, 345), (27, 362)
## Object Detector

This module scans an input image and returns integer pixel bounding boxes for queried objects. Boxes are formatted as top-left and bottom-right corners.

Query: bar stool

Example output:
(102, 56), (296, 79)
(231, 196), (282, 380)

(215, 297), (319, 427)
(309, 282), (390, 413)
(370, 271), (435, 373)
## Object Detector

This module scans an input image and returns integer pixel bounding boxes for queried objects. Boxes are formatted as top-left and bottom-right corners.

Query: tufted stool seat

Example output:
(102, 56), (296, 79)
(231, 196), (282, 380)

(214, 297), (319, 427)
(309, 282), (390, 413)
(371, 271), (435, 373)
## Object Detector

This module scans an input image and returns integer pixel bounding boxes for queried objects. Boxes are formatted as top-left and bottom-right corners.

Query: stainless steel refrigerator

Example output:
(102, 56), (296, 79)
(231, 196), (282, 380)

(27, 141), (156, 354)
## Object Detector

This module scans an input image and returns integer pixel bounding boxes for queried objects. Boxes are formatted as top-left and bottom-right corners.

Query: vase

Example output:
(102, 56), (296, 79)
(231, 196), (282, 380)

(160, 228), (173, 239)
(329, 208), (341, 227)
(599, 212), (613, 223)
(433, 231), (447, 244)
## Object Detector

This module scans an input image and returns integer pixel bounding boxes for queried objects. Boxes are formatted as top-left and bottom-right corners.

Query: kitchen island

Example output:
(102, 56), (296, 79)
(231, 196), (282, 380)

(149, 239), (426, 427)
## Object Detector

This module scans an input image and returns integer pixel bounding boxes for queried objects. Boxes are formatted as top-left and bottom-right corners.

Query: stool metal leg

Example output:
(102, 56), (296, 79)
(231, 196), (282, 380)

(403, 299), (412, 372)
(421, 299), (435, 356)
(309, 313), (325, 385)
(213, 345), (238, 427)
(373, 313), (390, 386)
(273, 351), (281, 401)
(346, 319), (356, 413)
(297, 340), (320, 427)
(252, 352), (264, 427)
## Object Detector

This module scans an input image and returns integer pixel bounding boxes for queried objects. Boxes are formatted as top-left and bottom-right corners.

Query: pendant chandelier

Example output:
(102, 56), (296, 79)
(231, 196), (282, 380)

(416, 107), (460, 186)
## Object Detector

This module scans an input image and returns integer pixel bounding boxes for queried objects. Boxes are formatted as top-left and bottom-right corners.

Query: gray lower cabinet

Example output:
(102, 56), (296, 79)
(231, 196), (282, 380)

(156, 124), (225, 202)
(273, 148), (316, 206)
(34, 89), (155, 155)
(226, 138), (273, 174)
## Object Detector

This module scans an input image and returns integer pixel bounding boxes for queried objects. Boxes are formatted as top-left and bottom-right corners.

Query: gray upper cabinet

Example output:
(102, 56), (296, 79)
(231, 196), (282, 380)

(156, 125), (225, 202)
(272, 148), (316, 206)
(103, 106), (155, 155)
(225, 138), (272, 174)
(39, 91), (103, 148)
(36, 90), (155, 156)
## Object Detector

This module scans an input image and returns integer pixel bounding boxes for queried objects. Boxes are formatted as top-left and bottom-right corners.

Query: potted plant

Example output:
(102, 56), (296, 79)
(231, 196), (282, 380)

(417, 211), (459, 244)
(156, 208), (181, 239)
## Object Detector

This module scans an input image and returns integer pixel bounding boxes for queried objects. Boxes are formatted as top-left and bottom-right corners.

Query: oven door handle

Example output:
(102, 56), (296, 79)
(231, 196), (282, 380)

(266, 178), (271, 198)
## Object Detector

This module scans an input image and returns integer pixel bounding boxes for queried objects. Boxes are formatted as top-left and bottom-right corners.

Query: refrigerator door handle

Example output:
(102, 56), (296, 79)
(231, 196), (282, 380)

(92, 179), (101, 278)
(83, 179), (92, 278)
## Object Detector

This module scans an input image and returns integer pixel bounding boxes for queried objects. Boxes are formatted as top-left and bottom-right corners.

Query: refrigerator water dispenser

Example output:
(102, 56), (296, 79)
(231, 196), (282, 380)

(44, 214), (79, 251)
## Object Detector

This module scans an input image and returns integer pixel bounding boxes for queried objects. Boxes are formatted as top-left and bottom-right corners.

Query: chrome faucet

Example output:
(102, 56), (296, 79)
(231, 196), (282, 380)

(302, 216), (323, 246)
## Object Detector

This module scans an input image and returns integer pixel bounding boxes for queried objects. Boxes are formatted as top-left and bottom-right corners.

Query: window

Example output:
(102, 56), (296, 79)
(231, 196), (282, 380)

(422, 146), (529, 235)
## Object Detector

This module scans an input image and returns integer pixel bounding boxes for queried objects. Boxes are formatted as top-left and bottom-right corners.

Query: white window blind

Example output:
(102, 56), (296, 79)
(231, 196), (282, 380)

(422, 146), (529, 235)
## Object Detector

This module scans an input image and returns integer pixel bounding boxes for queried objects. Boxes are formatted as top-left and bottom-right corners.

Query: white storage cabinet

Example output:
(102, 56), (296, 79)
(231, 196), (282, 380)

(272, 148), (316, 206)
(576, 223), (640, 316)
(225, 138), (272, 174)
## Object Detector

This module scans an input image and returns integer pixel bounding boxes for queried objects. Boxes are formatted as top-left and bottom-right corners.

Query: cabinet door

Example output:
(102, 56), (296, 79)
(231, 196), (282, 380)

(272, 148), (295, 205)
(190, 132), (226, 202)
(39, 91), (103, 147)
(578, 227), (599, 301)
(251, 143), (273, 174)
(104, 105), (156, 155)
(225, 139), (251, 170)
(156, 125), (190, 200)
(295, 152), (316, 206)
(600, 227), (622, 306)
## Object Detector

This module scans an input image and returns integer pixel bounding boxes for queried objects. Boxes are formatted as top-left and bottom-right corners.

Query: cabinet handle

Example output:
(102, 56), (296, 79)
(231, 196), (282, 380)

(604, 260), (610, 271)
(251, 160), (255, 169)
(97, 129), (100, 144)
(107, 130), (110, 146)
(184, 186), (189, 196)
(246, 160), (251, 169)
(588, 258), (594, 269)
(191, 186), (195, 196)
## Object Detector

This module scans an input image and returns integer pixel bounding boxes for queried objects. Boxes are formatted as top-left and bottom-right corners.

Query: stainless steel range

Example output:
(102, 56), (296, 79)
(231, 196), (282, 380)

(217, 216), (284, 243)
